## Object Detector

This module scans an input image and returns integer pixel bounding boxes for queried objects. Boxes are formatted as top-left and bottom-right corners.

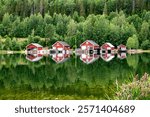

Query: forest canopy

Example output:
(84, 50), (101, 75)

(0, 0), (150, 50)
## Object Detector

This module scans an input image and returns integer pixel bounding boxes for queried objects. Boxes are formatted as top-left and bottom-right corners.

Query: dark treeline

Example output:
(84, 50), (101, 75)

(0, 0), (150, 50)
(0, 0), (150, 18)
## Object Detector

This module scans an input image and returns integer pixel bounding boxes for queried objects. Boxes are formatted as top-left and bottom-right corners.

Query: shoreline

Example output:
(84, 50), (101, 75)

(0, 50), (25, 54)
(1, 49), (150, 55)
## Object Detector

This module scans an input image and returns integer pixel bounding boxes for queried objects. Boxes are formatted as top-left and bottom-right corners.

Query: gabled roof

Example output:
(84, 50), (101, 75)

(102, 42), (114, 47)
(52, 41), (70, 47)
(26, 43), (43, 48)
(118, 44), (126, 47)
(80, 40), (99, 46)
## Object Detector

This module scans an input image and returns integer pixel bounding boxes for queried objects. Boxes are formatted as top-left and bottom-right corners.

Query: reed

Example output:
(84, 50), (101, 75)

(115, 73), (150, 100)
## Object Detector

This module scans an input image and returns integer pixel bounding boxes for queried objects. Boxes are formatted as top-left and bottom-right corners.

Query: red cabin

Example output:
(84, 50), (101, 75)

(26, 43), (43, 51)
(80, 54), (99, 64)
(26, 43), (43, 55)
(26, 54), (43, 62)
(117, 44), (127, 52)
(52, 41), (70, 52)
(101, 43), (115, 54)
(80, 40), (99, 53)
(52, 53), (70, 64)
(100, 53), (115, 62)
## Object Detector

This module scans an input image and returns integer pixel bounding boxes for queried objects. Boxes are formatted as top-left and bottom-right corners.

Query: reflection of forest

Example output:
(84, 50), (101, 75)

(0, 54), (150, 99)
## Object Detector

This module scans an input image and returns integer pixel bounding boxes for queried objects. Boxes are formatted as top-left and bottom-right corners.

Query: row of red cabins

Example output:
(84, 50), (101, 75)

(78, 40), (126, 64)
(26, 40), (126, 63)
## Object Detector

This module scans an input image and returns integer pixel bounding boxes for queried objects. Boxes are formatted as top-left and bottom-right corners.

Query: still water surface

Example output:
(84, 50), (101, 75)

(0, 54), (150, 99)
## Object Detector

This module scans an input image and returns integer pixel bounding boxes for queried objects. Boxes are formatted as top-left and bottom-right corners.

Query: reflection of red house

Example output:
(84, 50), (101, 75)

(52, 53), (70, 63)
(26, 43), (43, 55)
(52, 41), (70, 52)
(80, 40), (99, 53)
(80, 54), (99, 64)
(101, 43), (115, 54)
(26, 54), (43, 62)
(117, 44), (126, 52)
(117, 52), (126, 59)
(100, 53), (115, 62)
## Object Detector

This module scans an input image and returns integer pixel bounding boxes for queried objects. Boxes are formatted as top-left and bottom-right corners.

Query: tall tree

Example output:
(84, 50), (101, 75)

(139, 21), (149, 42)
(126, 34), (139, 49)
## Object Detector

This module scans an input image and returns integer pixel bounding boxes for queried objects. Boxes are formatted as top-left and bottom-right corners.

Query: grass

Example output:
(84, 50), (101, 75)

(115, 73), (150, 100)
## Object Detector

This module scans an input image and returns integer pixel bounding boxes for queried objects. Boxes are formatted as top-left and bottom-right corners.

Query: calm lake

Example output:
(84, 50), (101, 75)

(0, 53), (150, 99)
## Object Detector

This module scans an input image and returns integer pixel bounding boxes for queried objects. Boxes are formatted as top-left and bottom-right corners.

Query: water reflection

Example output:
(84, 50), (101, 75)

(1, 53), (150, 99)
(51, 53), (70, 63)
(117, 52), (126, 59)
(26, 51), (127, 64)
(26, 54), (43, 62)
(80, 54), (99, 64)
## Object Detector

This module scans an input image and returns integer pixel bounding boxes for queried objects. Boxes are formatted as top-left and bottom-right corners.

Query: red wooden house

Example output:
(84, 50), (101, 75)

(117, 44), (126, 52)
(26, 54), (43, 62)
(117, 52), (126, 59)
(100, 53), (115, 62)
(26, 43), (43, 55)
(100, 43), (115, 54)
(26, 43), (43, 51)
(52, 53), (70, 63)
(80, 40), (99, 54)
(80, 54), (99, 64)
(52, 41), (70, 53)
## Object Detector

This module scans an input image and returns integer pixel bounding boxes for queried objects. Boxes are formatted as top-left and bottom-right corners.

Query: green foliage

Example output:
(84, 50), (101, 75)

(45, 24), (56, 38)
(141, 40), (150, 50)
(126, 55), (139, 70)
(0, 0), (149, 18)
(4, 36), (12, 50)
(0, 1), (149, 50)
(116, 73), (150, 100)
(0, 36), (4, 50)
(139, 21), (149, 42)
(126, 35), (139, 49)
(12, 38), (21, 50)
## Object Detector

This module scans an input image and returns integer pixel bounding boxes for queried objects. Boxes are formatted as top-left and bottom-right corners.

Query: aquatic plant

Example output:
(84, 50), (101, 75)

(116, 73), (150, 100)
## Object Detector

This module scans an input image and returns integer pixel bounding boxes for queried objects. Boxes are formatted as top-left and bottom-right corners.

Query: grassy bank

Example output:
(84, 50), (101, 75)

(0, 50), (25, 54)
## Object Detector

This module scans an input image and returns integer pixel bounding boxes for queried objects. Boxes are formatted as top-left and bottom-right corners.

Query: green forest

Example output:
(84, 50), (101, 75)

(0, 0), (150, 50)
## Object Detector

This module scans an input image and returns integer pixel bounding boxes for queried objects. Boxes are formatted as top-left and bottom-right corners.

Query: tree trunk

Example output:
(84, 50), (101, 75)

(40, 0), (44, 17)
(132, 0), (135, 13)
